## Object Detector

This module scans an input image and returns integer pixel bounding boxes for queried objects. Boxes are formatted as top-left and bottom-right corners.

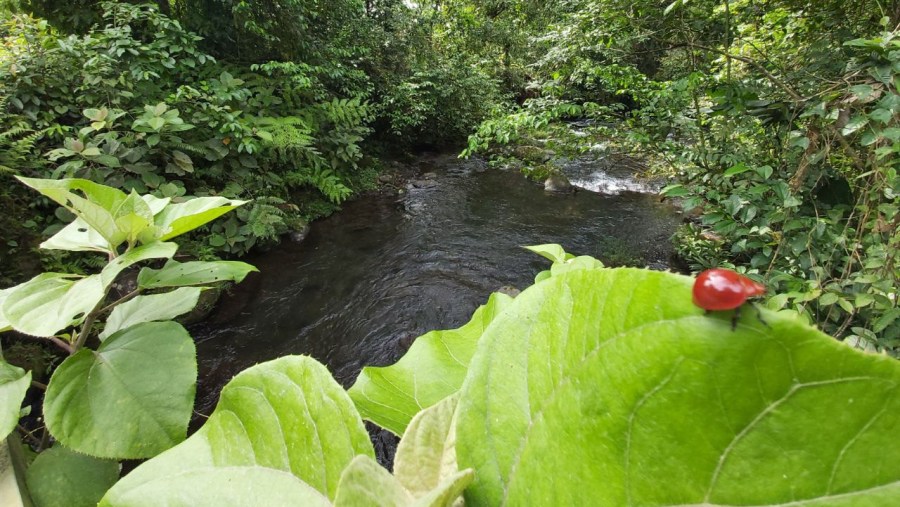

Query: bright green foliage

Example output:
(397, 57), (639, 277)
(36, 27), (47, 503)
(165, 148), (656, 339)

(349, 292), (513, 435)
(393, 394), (472, 504)
(0, 177), (255, 478)
(100, 287), (202, 340)
(456, 266), (900, 505)
(25, 446), (120, 507)
(102, 356), (375, 504)
(44, 321), (197, 459)
(0, 359), (29, 440)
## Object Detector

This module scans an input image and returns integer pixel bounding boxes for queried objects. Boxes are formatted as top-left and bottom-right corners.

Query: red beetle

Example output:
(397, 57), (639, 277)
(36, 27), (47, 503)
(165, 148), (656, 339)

(693, 269), (766, 327)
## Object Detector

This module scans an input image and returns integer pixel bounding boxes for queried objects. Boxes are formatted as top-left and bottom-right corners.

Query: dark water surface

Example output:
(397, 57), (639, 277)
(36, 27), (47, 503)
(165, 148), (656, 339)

(191, 154), (681, 412)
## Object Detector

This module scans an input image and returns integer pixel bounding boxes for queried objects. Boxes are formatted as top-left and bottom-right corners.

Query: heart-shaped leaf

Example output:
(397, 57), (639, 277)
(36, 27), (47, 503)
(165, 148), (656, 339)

(25, 446), (120, 507)
(44, 321), (197, 459)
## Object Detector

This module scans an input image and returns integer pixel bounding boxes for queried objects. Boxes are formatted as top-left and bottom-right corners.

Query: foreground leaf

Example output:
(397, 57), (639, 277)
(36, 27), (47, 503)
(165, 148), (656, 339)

(102, 467), (330, 507)
(334, 456), (413, 506)
(40, 217), (112, 253)
(2, 273), (104, 337)
(44, 321), (196, 459)
(455, 268), (900, 505)
(152, 196), (247, 241)
(100, 287), (202, 340)
(0, 360), (30, 440)
(349, 292), (513, 435)
(137, 260), (258, 289)
(394, 394), (462, 499)
(102, 356), (374, 504)
(25, 446), (119, 507)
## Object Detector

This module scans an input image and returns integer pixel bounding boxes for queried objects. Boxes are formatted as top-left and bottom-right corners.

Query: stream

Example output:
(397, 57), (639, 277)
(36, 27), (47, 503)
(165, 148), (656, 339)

(191, 153), (682, 414)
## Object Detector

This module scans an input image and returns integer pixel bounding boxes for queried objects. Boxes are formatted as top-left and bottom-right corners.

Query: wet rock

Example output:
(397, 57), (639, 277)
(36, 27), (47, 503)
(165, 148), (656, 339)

(544, 173), (575, 194)
(397, 331), (418, 352)
(514, 145), (552, 163)
(288, 224), (311, 243)
(496, 285), (521, 297)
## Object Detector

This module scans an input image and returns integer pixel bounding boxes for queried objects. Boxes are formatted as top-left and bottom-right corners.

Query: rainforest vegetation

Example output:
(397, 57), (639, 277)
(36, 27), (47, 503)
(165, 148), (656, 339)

(0, 1), (898, 505)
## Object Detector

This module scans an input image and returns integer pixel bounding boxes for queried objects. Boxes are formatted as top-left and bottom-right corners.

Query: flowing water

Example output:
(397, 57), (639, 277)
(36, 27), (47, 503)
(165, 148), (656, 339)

(191, 153), (682, 413)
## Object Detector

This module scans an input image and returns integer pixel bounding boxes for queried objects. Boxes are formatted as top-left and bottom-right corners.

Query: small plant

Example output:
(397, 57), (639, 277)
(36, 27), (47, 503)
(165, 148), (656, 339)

(0, 176), (256, 502)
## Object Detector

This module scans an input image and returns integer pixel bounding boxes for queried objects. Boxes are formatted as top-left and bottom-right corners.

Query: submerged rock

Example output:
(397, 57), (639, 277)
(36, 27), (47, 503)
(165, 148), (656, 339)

(544, 173), (575, 194)
(288, 225), (311, 243)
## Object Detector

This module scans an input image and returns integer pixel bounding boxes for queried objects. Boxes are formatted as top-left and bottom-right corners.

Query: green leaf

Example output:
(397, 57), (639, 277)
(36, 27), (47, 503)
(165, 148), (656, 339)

(455, 268), (900, 505)
(842, 115), (869, 136)
(44, 321), (197, 459)
(137, 260), (257, 289)
(147, 117), (165, 131)
(16, 177), (128, 248)
(0, 287), (12, 332)
(100, 287), (202, 340)
(100, 242), (178, 287)
(2, 273), (104, 337)
(870, 108), (893, 124)
(101, 467), (330, 507)
(523, 244), (568, 264)
(334, 455), (413, 506)
(26, 446), (119, 507)
(395, 393), (474, 506)
(0, 360), (30, 440)
(102, 356), (373, 503)
(723, 163), (752, 176)
(152, 196), (247, 241)
(349, 292), (513, 435)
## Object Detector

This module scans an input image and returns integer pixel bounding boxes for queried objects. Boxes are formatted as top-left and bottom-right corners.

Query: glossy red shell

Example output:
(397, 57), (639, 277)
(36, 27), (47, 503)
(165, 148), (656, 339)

(692, 268), (766, 311)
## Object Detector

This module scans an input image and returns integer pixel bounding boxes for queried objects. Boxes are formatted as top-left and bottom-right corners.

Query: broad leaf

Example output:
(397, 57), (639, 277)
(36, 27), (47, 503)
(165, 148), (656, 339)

(16, 177), (128, 248)
(394, 394), (461, 498)
(349, 292), (513, 435)
(523, 244), (569, 263)
(102, 356), (374, 503)
(44, 321), (196, 459)
(101, 467), (330, 507)
(334, 455), (472, 507)
(2, 273), (104, 337)
(334, 455), (413, 506)
(0, 360), (30, 440)
(25, 446), (119, 507)
(0, 287), (12, 332)
(100, 287), (202, 340)
(137, 260), (258, 288)
(41, 217), (112, 253)
(3, 243), (177, 337)
(99, 241), (178, 287)
(455, 268), (900, 505)
(152, 196), (247, 241)
(395, 394), (474, 506)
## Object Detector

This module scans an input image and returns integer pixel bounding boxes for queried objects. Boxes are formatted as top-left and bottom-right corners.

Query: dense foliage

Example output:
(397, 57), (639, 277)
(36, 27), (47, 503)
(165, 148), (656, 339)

(461, 0), (900, 354)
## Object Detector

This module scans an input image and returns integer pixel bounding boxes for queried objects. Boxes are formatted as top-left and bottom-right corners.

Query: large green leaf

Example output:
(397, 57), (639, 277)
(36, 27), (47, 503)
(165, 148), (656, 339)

(16, 177), (128, 248)
(102, 356), (374, 504)
(44, 321), (196, 459)
(394, 394), (464, 499)
(2, 243), (177, 338)
(0, 360), (30, 440)
(40, 217), (112, 253)
(334, 455), (414, 506)
(152, 196), (247, 241)
(349, 292), (513, 435)
(455, 268), (900, 505)
(25, 446), (120, 507)
(2, 273), (104, 337)
(100, 287), (202, 340)
(333, 455), (472, 507)
(137, 260), (258, 289)
(102, 467), (330, 507)
(0, 287), (12, 332)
